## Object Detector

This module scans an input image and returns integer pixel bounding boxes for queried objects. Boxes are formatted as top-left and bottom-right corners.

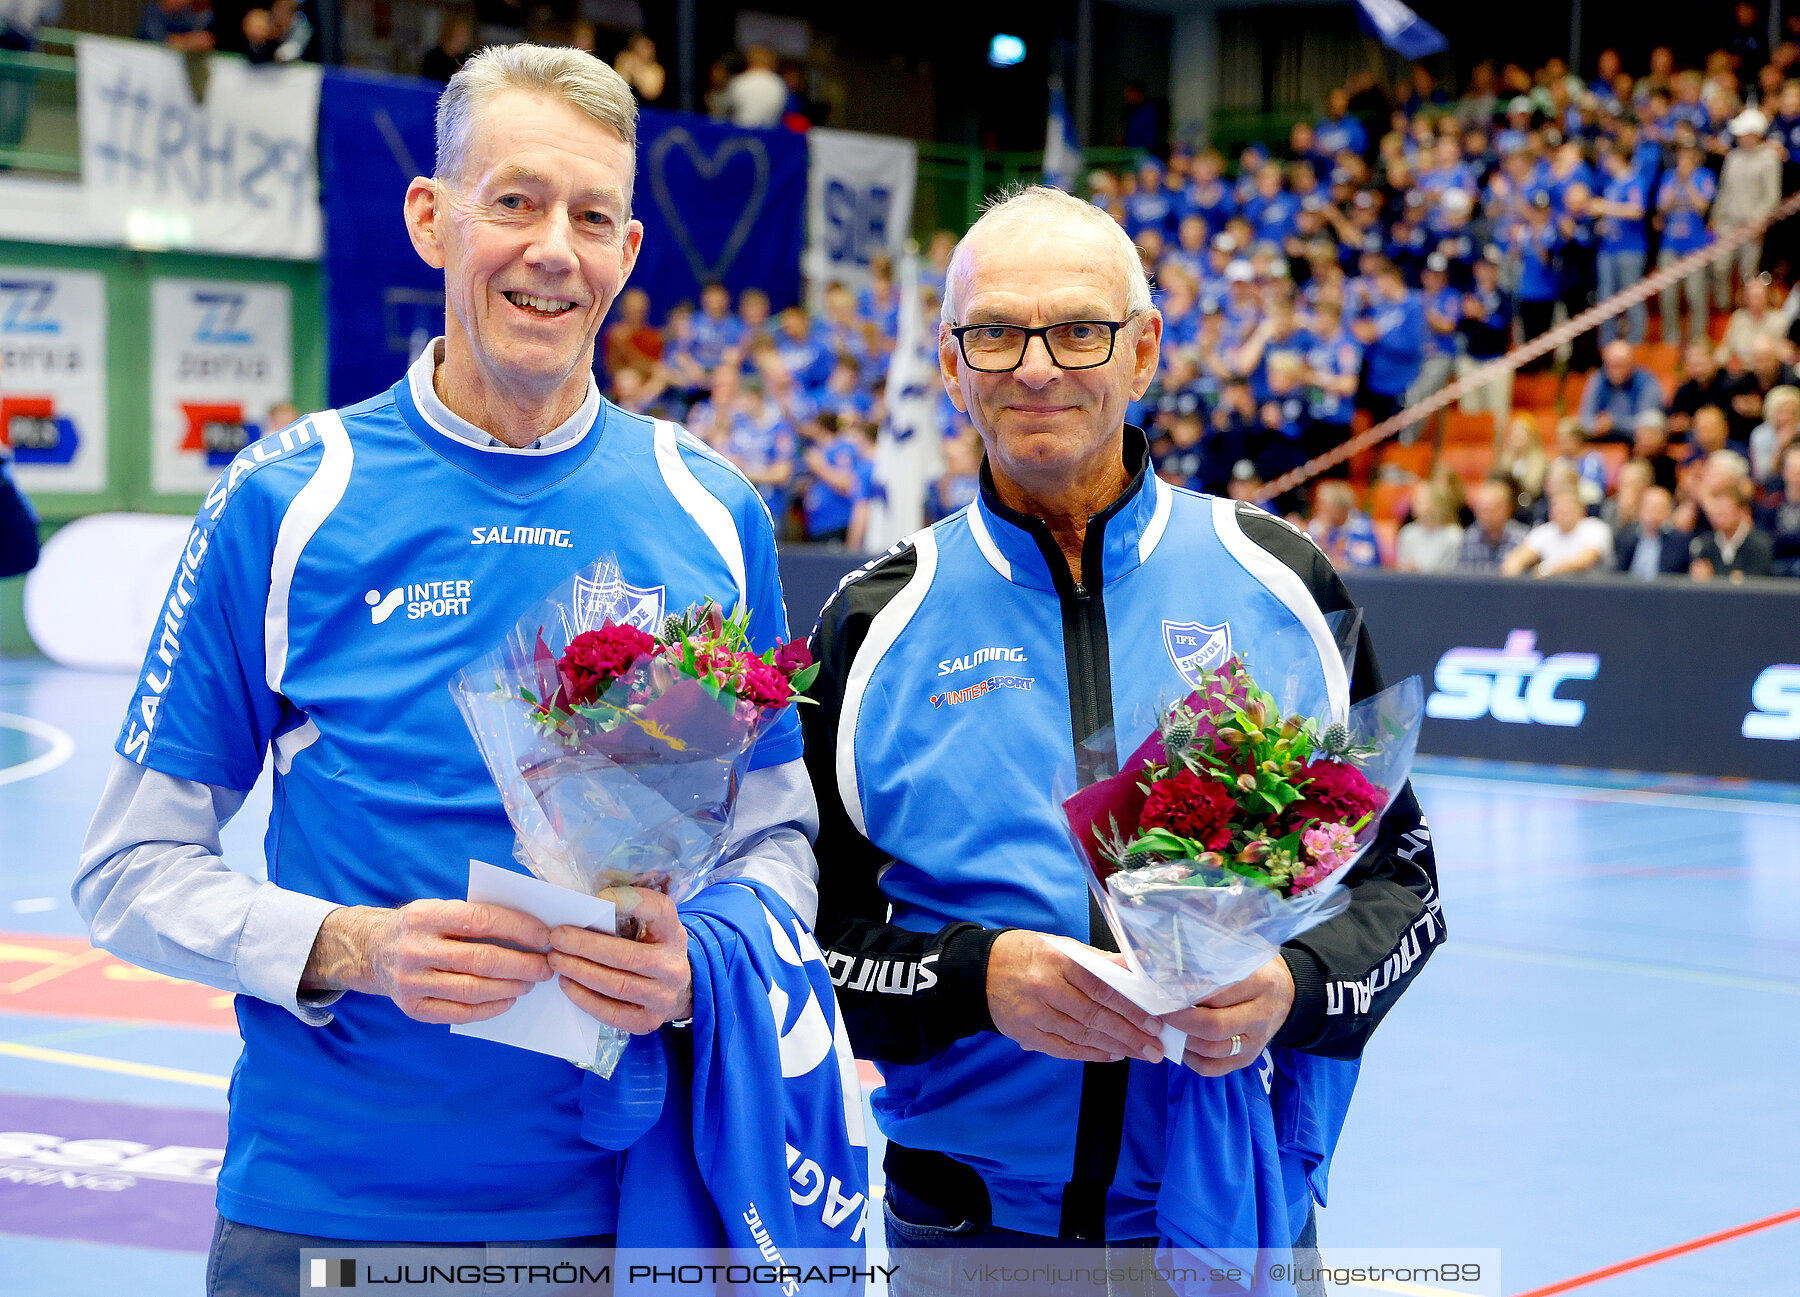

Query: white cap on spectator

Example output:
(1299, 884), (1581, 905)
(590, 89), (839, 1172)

(1634, 408), (1667, 430)
(1212, 232), (1238, 252)
(1731, 109), (1769, 138)
(1225, 261), (1256, 283)
(1441, 188), (1471, 212)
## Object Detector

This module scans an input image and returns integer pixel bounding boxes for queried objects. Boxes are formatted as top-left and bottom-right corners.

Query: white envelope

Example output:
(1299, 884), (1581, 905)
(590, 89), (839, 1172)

(1046, 934), (1189, 1063)
(450, 859), (617, 1067)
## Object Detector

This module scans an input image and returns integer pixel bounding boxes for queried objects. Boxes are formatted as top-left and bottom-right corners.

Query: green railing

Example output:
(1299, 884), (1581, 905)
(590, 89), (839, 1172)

(1201, 107), (1314, 160)
(914, 143), (1147, 236)
(0, 46), (79, 177)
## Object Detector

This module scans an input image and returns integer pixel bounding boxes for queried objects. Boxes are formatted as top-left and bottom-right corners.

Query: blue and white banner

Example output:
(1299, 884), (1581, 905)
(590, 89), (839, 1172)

(77, 36), (322, 258)
(804, 127), (918, 298)
(1043, 82), (1082, 193)
(1354, 0), (1449, 61)
(633, 108), (808, 321)
(863, 247), (943, 551)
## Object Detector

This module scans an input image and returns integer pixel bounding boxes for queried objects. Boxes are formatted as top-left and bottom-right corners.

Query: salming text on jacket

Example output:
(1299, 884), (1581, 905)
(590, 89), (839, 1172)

(802, 433), (1444, 1241)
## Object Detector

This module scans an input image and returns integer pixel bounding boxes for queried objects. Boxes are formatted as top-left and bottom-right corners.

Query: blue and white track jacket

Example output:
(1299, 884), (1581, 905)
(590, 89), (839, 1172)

(803, 433), (1443, 1241)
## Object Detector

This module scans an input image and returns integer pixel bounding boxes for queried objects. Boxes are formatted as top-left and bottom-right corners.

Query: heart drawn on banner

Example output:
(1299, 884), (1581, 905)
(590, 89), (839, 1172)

(646, 128), (771, 285)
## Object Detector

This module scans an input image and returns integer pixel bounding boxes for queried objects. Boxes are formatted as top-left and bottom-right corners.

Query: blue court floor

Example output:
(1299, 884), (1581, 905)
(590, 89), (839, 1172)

(2, 656), (1796, 1296)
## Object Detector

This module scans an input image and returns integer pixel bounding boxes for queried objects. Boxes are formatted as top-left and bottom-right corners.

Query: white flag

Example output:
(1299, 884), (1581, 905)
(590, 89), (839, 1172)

(1043, 80), (1082, 193)
(863, 248), (944, 550)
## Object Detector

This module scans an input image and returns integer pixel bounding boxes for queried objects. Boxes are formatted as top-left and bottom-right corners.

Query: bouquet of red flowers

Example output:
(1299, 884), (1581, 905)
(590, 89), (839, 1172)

(451, 556), (816, 1073)
(1063, 640), (1422, 1008)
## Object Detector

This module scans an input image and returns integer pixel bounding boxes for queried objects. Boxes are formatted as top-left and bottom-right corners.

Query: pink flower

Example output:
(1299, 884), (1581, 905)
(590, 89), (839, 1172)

(774, 638), (813, 676)
(1286, 759), (1386, 828)
(736, 660), (793, 710)
(1291, 862), (1333, 892)
(1301, 822), (1358, 876)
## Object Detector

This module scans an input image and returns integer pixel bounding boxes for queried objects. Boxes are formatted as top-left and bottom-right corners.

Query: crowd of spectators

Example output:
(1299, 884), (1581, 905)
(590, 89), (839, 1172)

(596, 234), (970, 548)
(592, 34), (1800, 578)
(134, 0), (315, 62)
(123, 6), (1800, 579)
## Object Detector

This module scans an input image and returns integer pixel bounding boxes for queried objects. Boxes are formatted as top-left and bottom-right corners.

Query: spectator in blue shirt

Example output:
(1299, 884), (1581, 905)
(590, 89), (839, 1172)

(772, 307), (833, 391)
(1457, 253), (1515, 424)
(1593, 141), (1649, 344)
(658, 301), (710, 393)
(926, 427), (981, 523)
(137, 0), (215, 50)
(1253, 354), (1312, 490)
(1301, 299), (1362, 457)
(1307, 480), (1383, 569)
(1579, 340), (1666, 443)
(1180, 150), (1236, 234)
(1656, 141), (1716, 348)
(1242, 165), (1300, 247)
(798, 411), (867, 543)
(1315, 88), (1368, 160)
(691, 282), (744, 370)
(1161, 214), (1209, 283)
(1416, 253), (1463, 403)
(1353, 259), (1426, 426)
(1420, 136), (1477, 206)
(1124, 158), (1177, 240)
(723, 384), (797, 515)
(1511, 195), (1563, 364)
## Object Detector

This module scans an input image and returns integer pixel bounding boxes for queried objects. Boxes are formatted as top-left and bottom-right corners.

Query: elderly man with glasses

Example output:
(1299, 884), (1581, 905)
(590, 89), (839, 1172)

(803, 187), (1444, 1294)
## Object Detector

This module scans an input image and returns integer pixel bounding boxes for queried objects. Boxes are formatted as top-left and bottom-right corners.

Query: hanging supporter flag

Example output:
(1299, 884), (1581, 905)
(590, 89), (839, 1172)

(632, 108), (809, 323)
(863, 247), (944, 550)
(1043, 78), (1083, 192)
(805, 128), (918, 302)
(1354, 0), (1449, 60)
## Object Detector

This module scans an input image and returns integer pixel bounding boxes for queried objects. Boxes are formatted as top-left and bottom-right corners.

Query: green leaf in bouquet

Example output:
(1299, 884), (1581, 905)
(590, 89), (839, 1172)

(1261, 779), (1305, 812)
(681, 639), (698, 678)
(789, 662), (821, 695)
(520, 686), (539, 705)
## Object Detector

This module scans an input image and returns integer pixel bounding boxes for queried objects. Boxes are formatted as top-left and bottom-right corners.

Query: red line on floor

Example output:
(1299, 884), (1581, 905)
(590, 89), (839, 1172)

(1512, 1207), (1800, 1296)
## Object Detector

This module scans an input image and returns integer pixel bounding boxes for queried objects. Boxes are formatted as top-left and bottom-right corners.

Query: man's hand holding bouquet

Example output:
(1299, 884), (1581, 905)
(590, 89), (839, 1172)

(1062, 612), (1423, 1071)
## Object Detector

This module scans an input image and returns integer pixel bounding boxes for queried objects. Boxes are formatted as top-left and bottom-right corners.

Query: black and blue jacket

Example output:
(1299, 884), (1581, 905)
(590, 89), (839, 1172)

(803, 432), (1443, 1242)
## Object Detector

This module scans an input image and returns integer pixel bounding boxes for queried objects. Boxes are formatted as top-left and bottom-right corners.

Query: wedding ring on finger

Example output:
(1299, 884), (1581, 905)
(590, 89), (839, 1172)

(1228, 1034), (1243, 1057)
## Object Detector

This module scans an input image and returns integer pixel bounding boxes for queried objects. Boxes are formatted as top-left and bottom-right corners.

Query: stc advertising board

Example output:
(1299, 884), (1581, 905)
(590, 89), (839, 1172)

(776, 552), (1798, 783)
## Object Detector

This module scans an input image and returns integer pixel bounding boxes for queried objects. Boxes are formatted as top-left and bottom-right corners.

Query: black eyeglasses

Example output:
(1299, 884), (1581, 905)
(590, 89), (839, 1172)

(948, 316), (1136, 373)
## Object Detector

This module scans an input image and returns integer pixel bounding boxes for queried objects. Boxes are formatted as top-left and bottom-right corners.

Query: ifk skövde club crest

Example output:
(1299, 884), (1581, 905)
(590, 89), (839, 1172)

(1163, 620), (1232, 689)
(573, 573), (667, 634)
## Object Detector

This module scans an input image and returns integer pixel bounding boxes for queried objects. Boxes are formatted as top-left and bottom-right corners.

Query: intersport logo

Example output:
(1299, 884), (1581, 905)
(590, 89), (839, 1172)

(1424, 630), (1599, 728)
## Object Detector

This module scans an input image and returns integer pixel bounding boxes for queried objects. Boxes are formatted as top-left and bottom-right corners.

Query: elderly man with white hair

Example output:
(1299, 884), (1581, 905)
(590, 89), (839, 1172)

(804, 186), (1443, 1292)
(1578, 340), (1664, 443)
(74, 45), (822, 1289)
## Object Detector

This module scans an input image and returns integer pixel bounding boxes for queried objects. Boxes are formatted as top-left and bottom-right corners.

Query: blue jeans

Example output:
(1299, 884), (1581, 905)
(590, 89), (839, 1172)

(1597, 249), (1647, 344)
(883, 1185), (1324, 1297)
(206, 1216), (615, 1296)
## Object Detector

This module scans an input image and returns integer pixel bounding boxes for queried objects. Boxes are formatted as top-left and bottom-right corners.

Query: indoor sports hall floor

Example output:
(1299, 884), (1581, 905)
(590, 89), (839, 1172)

(3, 656), (1796, 1297)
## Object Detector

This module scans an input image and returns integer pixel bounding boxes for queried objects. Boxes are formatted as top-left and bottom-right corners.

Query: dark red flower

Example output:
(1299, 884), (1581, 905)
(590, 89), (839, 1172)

(1137, 769), (1237, 850)
(1287, 759), (1386, 828)
(774, 638), (813, 676)
(559, 624), (655, 705)
(737, 659), (793, 710)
